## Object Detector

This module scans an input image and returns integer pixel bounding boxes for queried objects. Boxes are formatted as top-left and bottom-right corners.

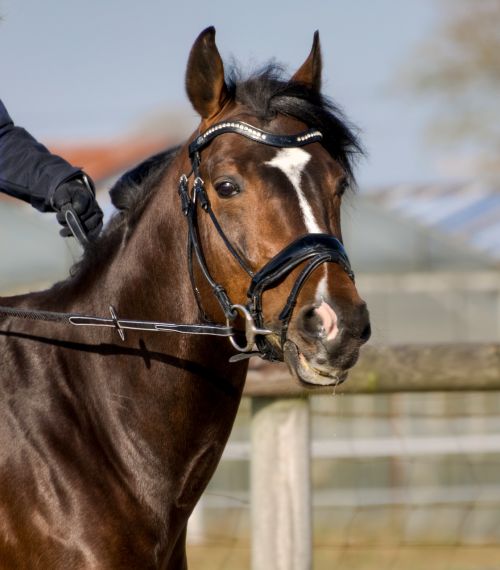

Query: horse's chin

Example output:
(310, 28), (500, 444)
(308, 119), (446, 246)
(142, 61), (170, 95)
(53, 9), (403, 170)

(283, 341), (348, 387)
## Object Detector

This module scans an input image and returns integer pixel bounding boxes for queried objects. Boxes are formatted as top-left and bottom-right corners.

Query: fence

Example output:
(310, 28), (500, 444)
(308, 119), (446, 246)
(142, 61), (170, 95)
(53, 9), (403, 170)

(188, 343), (500, 570)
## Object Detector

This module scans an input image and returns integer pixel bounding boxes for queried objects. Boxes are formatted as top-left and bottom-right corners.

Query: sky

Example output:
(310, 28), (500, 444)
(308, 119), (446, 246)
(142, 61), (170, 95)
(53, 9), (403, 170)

(0, 0), (441, 189)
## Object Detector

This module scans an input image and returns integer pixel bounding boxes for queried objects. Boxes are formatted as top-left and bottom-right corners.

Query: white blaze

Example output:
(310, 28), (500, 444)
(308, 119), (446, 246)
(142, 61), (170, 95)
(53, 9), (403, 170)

(266, 147), (328, 300)
(266, 148), (321, 233)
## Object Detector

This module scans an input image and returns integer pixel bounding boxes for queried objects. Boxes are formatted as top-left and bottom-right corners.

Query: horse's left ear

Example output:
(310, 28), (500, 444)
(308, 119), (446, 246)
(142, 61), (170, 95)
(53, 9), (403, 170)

(291, 31), (322, 92)
(186, 27), (229, 119)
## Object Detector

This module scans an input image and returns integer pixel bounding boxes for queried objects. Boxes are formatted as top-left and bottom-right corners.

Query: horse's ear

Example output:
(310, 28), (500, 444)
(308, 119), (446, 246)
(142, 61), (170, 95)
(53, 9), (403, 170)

(186, 27), (228, 119)
(291, 31), (322, 92)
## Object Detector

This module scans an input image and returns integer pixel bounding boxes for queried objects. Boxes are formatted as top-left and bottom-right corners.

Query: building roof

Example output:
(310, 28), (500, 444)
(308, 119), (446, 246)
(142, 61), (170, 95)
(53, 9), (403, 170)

(50, 137), (172, 224)
(49, 137), (169, 184)
(365, 182), (500, 262)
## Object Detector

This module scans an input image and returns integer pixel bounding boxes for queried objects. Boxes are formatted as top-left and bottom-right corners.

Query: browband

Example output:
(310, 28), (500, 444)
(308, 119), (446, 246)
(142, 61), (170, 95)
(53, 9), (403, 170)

(189, 121), (323, 156)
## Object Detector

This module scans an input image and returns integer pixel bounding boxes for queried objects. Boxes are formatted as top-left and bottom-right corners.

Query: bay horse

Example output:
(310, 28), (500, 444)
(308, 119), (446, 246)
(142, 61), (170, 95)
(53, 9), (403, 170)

(0, 28), (370, 569)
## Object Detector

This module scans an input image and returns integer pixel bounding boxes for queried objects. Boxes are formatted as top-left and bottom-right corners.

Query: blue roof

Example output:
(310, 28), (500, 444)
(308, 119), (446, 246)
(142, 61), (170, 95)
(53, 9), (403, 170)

(366, 182), (500, 262)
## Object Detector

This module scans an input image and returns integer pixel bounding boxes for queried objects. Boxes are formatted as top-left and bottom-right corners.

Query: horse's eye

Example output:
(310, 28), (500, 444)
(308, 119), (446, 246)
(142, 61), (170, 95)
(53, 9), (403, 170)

(338, 178), (349, 196)
(215, 180), (240, 198)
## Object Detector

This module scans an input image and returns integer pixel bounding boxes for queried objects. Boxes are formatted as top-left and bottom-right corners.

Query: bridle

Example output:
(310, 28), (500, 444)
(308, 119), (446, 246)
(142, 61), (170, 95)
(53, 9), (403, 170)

(178, 120), (354, 361)
(0, 120), (354, 362)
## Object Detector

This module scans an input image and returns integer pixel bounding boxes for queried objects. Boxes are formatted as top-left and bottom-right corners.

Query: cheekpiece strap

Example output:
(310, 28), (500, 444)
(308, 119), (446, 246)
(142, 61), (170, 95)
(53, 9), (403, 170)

(189, 121), (323, 157)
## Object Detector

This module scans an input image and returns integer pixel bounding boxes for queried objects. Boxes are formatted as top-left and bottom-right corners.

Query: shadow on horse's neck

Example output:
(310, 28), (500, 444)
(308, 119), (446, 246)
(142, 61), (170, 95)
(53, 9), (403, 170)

(0, 330), (242, 400)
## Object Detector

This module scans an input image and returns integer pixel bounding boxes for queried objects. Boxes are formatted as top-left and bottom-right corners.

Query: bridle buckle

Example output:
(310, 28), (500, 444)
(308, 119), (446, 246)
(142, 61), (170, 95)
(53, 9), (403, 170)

(227, 304), (272, 353)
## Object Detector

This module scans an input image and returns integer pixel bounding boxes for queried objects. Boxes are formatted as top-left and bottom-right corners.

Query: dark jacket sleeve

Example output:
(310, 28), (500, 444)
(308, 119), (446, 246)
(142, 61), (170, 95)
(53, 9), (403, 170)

(0, 99), (82, 212)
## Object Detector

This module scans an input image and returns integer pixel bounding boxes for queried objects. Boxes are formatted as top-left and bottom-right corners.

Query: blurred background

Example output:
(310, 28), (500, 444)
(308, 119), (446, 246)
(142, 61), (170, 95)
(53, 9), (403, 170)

(1, 1), (499, 568)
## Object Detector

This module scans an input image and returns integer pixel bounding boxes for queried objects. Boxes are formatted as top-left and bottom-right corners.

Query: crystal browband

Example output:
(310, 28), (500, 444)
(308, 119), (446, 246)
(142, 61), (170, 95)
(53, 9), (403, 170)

(189, 120), (323, 156)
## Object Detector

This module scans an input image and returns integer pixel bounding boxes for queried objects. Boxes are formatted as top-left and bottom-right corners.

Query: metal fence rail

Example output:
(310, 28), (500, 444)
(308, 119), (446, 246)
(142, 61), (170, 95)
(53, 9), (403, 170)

(223, 432), (500, 460)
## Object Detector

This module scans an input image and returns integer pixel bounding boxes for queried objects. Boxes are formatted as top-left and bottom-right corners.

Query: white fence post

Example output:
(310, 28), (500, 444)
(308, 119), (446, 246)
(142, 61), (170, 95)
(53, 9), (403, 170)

(250, 396), (312, 570)
(187, 495), (205, 545)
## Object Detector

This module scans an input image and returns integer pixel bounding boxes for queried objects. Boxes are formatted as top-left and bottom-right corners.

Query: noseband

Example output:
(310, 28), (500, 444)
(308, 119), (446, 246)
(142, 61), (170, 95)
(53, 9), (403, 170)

(0, 120), (355, 363)
(179, 120), (355, 361)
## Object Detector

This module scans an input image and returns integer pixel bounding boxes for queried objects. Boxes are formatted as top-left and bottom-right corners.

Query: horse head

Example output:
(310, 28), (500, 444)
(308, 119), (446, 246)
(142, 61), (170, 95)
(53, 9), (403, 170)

(179, 27), (371, 386)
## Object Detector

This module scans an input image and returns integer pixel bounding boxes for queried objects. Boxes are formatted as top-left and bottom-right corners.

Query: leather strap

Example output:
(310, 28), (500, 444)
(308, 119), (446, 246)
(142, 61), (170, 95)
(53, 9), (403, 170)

(0, 305), (234, 341)
(181, 121), (355, 361)
(247, 234), (354, 361)
(189, 121), (323, 157)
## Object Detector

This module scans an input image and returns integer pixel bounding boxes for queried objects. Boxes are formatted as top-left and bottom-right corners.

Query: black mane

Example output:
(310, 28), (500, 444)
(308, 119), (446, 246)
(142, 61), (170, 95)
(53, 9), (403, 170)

(109, 147), (180, 219)
(66, 147), (178, 280)
(227, 64), (363, 183)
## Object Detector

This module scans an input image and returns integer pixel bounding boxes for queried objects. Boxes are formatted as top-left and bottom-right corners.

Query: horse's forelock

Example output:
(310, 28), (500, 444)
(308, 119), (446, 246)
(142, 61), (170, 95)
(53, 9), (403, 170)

(227, 63), (363, 185)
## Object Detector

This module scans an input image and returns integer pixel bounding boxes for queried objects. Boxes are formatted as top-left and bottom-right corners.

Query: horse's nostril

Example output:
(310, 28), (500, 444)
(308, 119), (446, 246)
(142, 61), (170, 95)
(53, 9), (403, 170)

(359, 323), (371, 342)
(301, 307), (322, 338)
(299, 302), (340, 342)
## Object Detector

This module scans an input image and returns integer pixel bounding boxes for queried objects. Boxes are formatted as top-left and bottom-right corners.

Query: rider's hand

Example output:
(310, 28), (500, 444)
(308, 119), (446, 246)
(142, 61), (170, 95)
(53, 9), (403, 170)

(51, 175), (103, 241)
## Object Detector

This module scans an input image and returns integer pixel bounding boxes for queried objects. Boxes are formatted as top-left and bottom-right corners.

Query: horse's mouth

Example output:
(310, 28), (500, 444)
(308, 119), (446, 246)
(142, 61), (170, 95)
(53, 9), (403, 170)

(283, 341), (348, 387)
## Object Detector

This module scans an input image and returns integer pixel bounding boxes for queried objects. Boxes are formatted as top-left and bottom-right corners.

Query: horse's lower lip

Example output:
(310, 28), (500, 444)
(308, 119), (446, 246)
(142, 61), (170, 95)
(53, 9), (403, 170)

(283, 341), (347, 387)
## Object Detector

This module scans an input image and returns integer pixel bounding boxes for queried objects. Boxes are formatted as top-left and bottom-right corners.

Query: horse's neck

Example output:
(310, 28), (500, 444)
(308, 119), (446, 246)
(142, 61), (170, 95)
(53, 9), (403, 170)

(61, 171), (195, 321)
(42, 171), (247, 521)
(0, 161), (247, 547)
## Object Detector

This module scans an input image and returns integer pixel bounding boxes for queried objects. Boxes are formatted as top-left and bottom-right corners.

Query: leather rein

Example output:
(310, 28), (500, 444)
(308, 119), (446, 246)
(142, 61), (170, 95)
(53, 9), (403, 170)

(0, 120), (354, 362)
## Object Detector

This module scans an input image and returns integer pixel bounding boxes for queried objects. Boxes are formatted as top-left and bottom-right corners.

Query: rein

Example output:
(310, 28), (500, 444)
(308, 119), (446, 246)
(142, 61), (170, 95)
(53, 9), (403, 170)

(0, 305), (233, 342)
(0, 120), (354, 362)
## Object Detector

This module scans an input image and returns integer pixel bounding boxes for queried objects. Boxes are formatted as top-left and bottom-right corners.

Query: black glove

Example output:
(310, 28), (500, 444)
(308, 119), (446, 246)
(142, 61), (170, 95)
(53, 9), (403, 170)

(51, 175), (103, 241)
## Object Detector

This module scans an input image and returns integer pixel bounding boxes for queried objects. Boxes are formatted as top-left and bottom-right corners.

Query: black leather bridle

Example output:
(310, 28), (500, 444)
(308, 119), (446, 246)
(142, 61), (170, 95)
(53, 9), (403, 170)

(179, 120), (355, 361)
(0, 120), (354, 362)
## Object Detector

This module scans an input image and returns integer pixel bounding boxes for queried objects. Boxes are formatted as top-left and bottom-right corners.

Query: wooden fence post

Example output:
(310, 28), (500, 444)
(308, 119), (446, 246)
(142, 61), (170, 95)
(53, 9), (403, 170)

(250, 396), (312, 570)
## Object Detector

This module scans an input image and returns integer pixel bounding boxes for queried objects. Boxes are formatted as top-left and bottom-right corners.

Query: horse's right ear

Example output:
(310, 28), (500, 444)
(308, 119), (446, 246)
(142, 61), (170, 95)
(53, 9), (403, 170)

(186, 27), (228, 120)
(291, 31), (322, 92)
